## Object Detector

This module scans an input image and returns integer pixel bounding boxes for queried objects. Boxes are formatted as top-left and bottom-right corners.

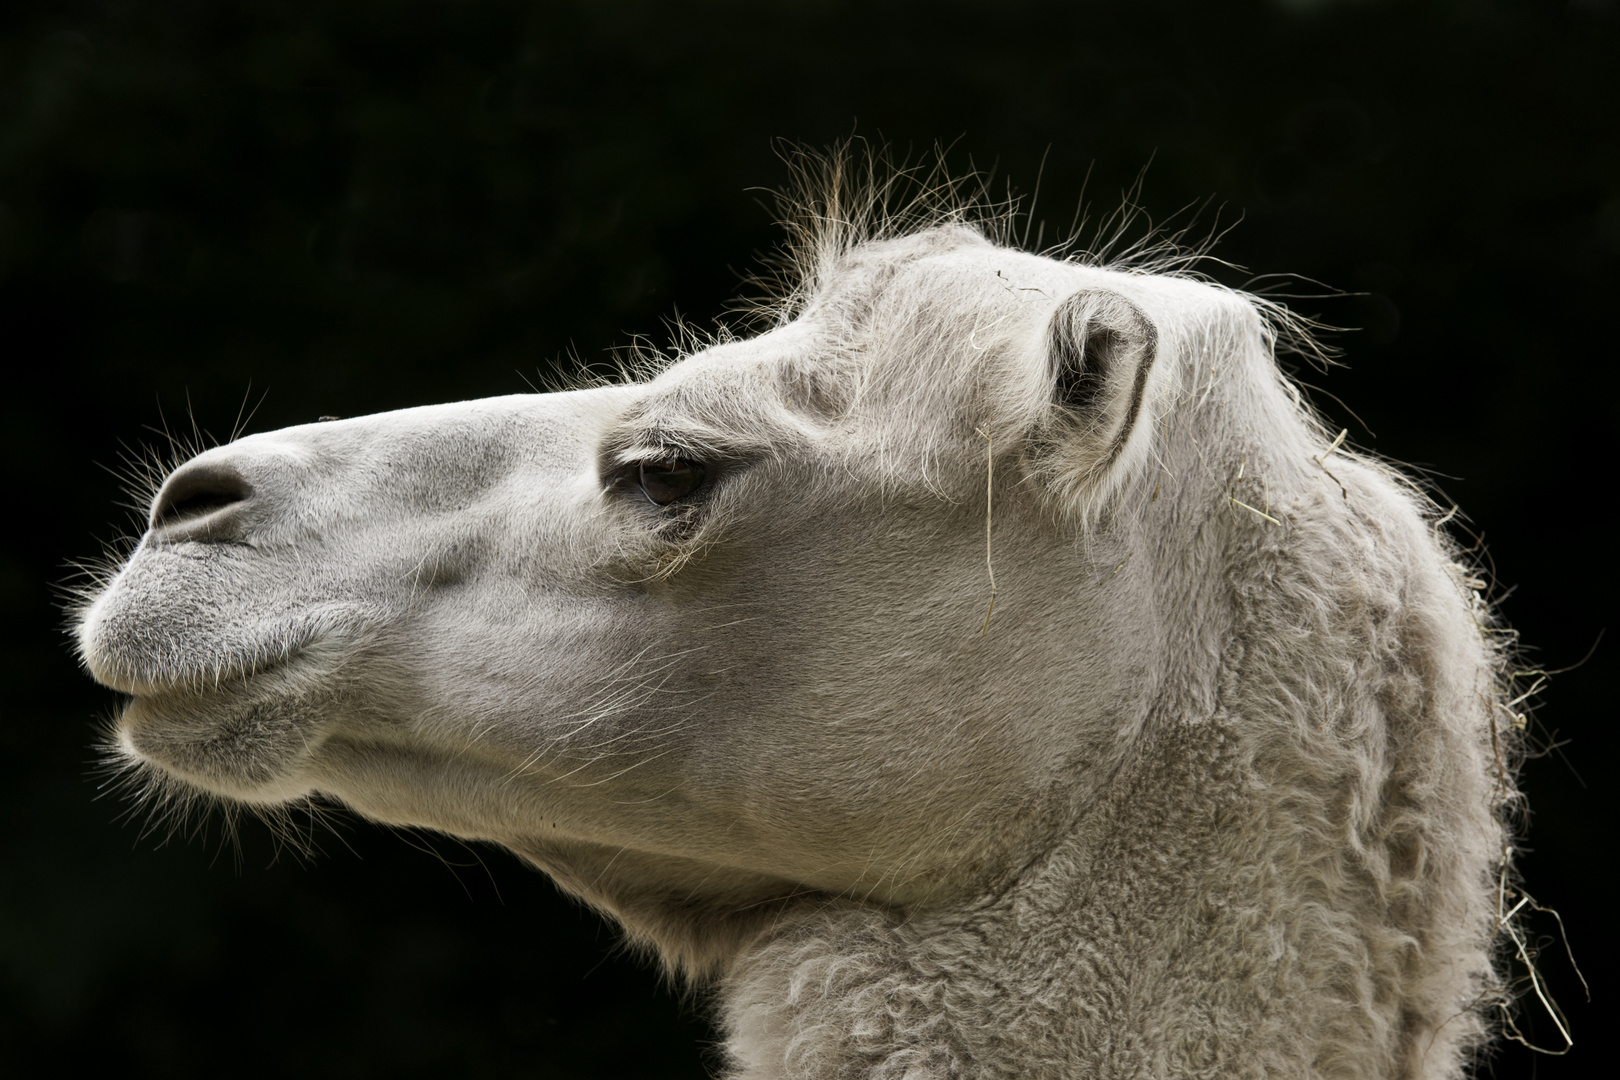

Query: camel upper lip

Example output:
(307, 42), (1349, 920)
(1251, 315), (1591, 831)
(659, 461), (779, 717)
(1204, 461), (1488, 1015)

(91, 645), (303, 699)
(76, 538), (356, 698)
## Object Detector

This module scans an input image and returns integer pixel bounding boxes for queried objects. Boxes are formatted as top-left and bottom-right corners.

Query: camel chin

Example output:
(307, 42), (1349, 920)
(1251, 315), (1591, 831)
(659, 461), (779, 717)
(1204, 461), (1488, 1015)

(74, 163), (1520, 1079)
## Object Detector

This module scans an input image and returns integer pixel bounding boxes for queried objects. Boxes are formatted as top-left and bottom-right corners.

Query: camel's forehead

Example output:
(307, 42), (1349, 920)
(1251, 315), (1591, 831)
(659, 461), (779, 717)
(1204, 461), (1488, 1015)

(642, 238), (1064, 390)
(627, 234), (1242, 446)
(624, 244), (1065, 442)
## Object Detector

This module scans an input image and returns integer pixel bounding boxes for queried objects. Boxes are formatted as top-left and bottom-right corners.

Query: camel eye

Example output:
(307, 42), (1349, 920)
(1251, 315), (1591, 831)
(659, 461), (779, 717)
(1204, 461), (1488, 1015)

(636, 457), (706, 505)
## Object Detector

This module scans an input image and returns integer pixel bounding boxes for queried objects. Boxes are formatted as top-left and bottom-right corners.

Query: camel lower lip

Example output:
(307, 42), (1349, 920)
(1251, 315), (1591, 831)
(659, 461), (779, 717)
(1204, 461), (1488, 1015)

(110, 648), (303, 698)
(115, 650), (337, 804)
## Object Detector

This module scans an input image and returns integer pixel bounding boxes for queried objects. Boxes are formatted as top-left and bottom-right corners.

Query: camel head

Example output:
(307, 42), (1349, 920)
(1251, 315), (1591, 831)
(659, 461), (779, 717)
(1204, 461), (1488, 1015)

(78, 225), (1211, 956)
(75, 202), (1513, 1078)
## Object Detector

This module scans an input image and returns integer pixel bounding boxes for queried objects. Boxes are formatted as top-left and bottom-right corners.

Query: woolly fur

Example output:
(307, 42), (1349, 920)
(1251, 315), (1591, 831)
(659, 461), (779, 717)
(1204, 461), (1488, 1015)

(716, 150), (1519, 1078)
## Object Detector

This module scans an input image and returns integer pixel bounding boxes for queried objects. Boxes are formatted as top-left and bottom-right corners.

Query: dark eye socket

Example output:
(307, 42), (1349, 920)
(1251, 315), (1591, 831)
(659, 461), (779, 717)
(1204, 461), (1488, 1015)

(635, 457), (706, 505)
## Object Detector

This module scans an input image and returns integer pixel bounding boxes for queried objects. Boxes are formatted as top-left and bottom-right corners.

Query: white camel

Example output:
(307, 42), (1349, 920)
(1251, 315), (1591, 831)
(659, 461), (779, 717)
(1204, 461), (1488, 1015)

(77, 166), (1519, 1078)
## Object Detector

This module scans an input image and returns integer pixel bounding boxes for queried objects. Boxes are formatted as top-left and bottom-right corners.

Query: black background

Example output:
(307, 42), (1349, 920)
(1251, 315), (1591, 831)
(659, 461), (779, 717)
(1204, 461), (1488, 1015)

(1, 1), (1613, 1076)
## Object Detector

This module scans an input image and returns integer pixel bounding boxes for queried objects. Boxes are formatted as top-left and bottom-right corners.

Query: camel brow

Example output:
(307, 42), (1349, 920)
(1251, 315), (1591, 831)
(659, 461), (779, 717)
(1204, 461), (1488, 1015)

(599, 419), (780, 467)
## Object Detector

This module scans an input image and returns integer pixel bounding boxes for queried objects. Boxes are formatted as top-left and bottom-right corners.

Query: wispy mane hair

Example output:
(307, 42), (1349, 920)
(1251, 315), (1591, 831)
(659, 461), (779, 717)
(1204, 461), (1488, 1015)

(734, 140), (1336, 373)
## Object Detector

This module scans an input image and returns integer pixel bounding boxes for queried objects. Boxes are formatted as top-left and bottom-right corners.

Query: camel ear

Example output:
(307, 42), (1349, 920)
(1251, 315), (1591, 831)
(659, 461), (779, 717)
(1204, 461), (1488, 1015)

(1039, 288), (1158, 476)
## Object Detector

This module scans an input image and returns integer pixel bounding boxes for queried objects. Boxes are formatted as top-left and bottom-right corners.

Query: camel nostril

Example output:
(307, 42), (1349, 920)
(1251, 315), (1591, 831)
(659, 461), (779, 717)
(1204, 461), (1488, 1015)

(151, 463), (254, 531)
